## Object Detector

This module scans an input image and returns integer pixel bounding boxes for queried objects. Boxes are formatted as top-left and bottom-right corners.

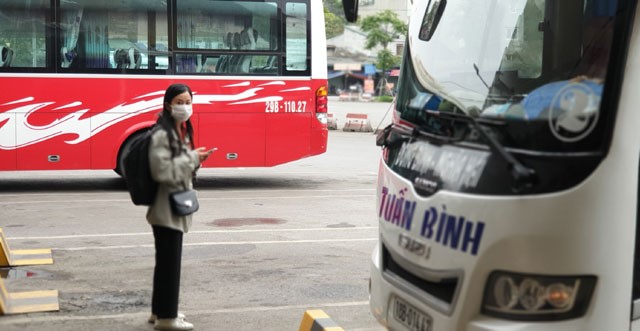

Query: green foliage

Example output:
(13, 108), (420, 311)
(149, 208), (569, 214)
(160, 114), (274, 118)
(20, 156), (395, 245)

(359, 10), (407, 50)
(376, 48), (400, 73)
(323, 0), (345, 17)
(324, 8), (345, 39)
(375, 95), (395, 102)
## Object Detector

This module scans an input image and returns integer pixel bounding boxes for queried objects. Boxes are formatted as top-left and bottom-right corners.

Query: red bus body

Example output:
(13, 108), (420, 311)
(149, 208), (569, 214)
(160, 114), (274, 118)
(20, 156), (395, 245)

(0, 0), (329, 172)
(0, 75), (327, 170)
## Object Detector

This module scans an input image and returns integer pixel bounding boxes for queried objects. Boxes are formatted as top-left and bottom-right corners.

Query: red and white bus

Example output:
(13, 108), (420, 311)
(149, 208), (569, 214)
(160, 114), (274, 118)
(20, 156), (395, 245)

(0, 0), (328, 173)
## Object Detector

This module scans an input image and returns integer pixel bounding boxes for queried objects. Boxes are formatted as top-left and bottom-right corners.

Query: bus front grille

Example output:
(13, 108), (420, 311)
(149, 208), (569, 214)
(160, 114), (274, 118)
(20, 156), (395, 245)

(381, 243), (460, 313)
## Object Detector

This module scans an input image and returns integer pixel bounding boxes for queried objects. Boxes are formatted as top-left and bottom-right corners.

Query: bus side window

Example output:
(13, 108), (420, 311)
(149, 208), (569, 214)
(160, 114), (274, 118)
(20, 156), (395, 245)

(0, 1), (48, 69)
(0, 46), (14, 67)
(60, 9), (113, 69)
(176, 54), (198, 73)
(174, 1), (279, 75)
(285, 3), (309, 73)
(60, 0), (166, 72)
(114, 48), (142, 69)
(217, 55), (230, 73)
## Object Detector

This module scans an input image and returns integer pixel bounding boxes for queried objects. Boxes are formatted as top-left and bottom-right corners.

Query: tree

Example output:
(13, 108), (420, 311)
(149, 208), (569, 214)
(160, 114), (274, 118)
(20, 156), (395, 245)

(323, 0), (345, 17)
(323, 0), (345, 39)
(359, 10), (407, 95)
(324, 7), (344, 39)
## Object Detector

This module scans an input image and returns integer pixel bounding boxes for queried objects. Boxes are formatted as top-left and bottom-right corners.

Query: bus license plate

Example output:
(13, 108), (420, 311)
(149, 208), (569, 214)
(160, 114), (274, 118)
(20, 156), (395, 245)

(392, 296), (432, 331)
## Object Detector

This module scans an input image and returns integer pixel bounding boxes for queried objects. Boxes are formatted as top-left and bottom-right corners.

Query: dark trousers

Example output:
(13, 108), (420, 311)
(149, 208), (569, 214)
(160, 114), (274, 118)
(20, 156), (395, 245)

(151, 225), (183, 319)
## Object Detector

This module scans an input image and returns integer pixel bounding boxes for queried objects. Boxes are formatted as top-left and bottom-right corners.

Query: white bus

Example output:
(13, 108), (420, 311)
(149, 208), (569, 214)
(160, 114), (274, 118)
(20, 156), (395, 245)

(369, 0), (640, 329)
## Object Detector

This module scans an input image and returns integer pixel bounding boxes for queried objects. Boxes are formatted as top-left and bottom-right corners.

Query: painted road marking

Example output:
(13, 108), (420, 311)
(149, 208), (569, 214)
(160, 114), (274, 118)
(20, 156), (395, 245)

(0, 300), (369, 324)
(0, 194), (375, 205)
(0, 188), (375, 199)
(52, 238), (377, 251)
(6, 226), (377, 241)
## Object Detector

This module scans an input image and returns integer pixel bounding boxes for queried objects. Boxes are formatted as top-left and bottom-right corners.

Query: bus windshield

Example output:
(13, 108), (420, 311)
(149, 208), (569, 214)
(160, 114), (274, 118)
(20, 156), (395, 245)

(397, 0), (617, 151)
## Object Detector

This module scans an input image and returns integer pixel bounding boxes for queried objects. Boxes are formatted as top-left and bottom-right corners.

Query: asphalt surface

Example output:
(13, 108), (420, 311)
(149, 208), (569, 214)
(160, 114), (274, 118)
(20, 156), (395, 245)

(0, 99), (392, 331)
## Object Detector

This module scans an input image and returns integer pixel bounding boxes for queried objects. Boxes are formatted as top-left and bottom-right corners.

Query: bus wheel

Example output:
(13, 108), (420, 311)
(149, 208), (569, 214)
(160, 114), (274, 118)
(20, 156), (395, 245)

(114, 131), (145, 177)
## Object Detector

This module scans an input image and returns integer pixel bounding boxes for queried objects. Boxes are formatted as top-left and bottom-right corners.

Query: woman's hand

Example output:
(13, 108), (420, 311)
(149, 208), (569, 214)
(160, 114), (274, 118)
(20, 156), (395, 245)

(196, 147), (214, 163)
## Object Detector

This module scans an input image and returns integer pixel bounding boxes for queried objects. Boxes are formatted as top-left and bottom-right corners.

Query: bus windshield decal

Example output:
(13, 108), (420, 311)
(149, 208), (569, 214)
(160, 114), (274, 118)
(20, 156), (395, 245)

(394, 141), (489, 191)
(548, 82), (601, 142)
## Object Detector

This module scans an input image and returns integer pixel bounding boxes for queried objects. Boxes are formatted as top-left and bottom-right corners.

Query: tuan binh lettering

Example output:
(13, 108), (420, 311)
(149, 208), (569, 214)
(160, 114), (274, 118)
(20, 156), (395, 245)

(379, 186), (417, 231)
(419, 205), (485, 256)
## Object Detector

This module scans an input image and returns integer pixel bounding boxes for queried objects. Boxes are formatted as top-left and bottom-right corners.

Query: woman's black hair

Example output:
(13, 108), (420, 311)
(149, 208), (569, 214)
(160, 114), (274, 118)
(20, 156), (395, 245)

(157, 83), (195, 156)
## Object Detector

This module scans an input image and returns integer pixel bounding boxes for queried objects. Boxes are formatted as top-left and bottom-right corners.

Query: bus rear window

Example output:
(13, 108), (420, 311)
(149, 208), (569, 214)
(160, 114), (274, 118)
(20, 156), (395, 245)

(285, 2), (308, 72)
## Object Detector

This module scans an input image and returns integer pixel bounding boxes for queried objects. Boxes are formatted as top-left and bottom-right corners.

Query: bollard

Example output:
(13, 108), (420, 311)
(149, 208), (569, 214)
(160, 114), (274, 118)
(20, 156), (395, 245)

(327, 113), (338, 130)
(342, 113), (373, 132)
(0, 276), (59, 315)
(0, 228), (53, 267)
(298, 309), (345, 331)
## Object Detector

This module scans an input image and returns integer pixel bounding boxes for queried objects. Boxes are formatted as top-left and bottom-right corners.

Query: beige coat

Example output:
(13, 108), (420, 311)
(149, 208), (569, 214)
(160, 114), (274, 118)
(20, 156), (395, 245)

(146, 128), (200, 233)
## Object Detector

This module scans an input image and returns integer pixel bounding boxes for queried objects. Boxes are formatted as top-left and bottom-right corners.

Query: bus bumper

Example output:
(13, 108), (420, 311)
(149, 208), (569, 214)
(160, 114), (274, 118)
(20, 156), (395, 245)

(369, 241), (590, 331)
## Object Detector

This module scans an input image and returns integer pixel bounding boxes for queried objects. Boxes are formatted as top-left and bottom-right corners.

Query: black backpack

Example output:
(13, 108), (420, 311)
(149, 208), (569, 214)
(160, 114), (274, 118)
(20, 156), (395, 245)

(123, 126), (159, 206)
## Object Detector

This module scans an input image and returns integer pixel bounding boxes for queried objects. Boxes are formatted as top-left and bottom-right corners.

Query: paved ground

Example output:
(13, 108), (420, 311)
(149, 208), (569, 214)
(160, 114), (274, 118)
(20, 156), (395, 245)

(0, 103), (389, 331)
(327, 96), (394, 132)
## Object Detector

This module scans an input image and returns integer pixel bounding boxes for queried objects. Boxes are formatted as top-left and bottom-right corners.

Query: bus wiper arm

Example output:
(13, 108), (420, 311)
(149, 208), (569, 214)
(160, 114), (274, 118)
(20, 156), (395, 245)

(473, 64), (490, 90)
(474, 64), (515, 95)
(429, 108), (537, 191)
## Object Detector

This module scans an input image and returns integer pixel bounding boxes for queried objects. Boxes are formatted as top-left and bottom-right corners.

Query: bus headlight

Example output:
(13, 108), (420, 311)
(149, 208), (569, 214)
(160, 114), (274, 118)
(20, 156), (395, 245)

(482, 271), (596, 321)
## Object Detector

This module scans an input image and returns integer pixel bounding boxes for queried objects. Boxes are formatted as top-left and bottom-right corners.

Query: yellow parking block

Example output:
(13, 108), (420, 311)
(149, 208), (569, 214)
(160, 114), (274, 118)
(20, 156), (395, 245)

(0, 277), (59, 315)
(0, 228), (53, 267)
(299, 309), (345, 331)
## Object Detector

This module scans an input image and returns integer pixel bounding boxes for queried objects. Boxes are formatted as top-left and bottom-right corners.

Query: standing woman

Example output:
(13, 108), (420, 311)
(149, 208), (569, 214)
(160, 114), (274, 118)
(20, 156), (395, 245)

(147, 83), (212, 331)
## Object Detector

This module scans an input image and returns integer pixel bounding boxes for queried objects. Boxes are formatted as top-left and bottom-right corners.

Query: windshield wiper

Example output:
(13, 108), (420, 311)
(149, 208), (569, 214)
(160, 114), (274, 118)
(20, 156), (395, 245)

(473, 64), (490, 90)
(427, 108), (537, 192)
(473, 63), (515, 96)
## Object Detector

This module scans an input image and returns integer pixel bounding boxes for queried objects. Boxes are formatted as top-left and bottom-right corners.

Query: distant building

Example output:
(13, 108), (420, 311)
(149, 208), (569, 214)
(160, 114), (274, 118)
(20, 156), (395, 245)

(358, 0), (411, 23)
(326, 0), (411, 96)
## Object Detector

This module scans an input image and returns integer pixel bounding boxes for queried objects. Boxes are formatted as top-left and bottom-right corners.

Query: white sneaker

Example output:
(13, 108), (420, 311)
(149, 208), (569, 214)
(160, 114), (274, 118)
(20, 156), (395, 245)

(154, 318), (194, 331)
(148, 312), (186, 324)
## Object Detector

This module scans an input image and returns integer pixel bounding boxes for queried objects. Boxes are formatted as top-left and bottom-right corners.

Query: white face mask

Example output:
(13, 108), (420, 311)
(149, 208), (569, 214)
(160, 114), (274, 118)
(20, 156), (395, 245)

(171, 104), (193, 122)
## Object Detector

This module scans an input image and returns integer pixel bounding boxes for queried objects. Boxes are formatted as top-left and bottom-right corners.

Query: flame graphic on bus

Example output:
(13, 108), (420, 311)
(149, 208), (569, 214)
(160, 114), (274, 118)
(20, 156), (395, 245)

(0, 81), (308, 150)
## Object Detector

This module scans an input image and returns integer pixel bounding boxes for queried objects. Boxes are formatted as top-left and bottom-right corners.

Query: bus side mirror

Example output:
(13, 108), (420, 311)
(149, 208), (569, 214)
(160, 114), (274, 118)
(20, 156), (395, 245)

(342, 0), (359, 23)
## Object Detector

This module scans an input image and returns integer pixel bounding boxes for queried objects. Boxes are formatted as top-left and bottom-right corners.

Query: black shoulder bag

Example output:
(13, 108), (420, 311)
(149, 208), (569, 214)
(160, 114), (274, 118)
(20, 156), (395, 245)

(169, 188), (199, 216)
